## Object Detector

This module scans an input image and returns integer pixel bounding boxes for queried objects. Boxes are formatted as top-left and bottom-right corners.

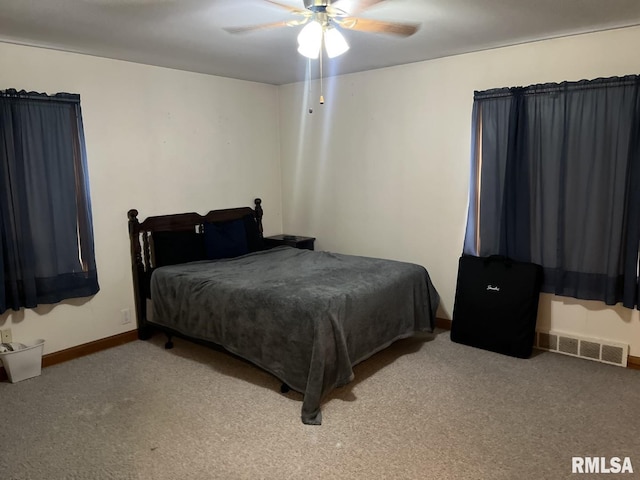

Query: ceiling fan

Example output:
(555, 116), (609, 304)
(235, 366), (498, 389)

(224, 0), (419, 59)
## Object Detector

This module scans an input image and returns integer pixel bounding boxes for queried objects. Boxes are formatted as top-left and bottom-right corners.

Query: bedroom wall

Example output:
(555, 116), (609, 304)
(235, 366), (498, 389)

(277, 26), (640, 357)
(0, 42), (283, 355)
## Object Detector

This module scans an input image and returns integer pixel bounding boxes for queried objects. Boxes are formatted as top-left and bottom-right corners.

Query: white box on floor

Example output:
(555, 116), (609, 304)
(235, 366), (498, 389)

(0, 339), (45, 383)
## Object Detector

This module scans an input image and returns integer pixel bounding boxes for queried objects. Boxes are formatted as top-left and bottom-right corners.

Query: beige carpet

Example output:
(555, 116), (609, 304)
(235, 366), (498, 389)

(0, 330), (638, 479)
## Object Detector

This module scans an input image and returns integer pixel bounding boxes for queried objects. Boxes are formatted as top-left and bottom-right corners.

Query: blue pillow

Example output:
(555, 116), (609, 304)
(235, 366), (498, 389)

(203, 219), (249, 259)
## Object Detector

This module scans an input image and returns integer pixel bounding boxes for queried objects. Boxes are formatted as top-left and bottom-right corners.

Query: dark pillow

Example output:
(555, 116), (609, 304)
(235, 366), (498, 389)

(204, 218), (249, 259)
(152, 230), (206, 267)
(242, 214), (265, 252)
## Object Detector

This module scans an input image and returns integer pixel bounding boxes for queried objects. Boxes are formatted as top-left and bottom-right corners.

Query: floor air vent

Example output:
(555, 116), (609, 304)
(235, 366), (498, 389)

(534, 330), (628, 367)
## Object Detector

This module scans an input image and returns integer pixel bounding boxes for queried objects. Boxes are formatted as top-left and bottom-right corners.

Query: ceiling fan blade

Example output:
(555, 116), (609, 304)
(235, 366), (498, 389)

(224, 20), (291, 35)
(339, 17), (419, 37)
(263, 0), (307, 14)
(332, 0), (388, 15)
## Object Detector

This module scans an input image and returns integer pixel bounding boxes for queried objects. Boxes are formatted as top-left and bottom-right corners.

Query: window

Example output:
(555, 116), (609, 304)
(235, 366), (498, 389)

(0, 89), (99, 313)
(464, 76), (640, 308)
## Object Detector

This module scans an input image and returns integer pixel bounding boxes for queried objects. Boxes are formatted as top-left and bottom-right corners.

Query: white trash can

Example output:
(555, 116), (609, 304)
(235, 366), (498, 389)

(0, 339), (45, 383)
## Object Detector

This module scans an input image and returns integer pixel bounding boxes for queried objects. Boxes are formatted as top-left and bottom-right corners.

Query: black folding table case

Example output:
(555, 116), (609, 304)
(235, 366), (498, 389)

(451, 255), (543, 358)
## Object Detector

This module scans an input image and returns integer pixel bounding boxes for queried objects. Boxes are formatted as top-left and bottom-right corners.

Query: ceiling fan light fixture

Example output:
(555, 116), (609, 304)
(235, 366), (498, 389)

(297, 20), (323, 59)
(324, 26), (349, 58)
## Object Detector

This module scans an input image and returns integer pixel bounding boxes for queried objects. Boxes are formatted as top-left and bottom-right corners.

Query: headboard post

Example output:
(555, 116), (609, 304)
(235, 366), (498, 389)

(127, 209), (151, 339)
(254, 198), (263, 235)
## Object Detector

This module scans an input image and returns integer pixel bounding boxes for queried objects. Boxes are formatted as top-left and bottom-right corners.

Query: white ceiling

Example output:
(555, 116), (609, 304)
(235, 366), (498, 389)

(2, 0), (640, 85)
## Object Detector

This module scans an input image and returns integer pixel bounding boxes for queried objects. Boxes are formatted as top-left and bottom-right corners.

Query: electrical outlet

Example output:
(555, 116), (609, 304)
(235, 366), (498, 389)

(120, 308), (132, 325)
(1, 328), (12, 343)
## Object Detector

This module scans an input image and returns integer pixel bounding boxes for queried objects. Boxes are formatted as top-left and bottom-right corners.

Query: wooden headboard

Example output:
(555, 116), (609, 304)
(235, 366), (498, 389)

(127, 198), (263, 339)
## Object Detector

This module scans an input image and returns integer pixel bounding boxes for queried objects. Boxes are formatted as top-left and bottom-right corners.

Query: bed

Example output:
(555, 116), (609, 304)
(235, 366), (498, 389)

(128, 199), (440, 424)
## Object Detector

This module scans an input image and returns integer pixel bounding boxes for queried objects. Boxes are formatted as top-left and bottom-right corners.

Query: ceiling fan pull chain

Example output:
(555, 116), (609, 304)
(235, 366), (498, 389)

(319, 39), (325, 105)
(308, 57), (314, 114)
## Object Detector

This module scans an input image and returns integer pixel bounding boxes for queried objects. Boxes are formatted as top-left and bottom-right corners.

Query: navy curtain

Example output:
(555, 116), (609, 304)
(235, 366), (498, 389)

(0, 89), (99, 314)
(464, 75), (640, 308)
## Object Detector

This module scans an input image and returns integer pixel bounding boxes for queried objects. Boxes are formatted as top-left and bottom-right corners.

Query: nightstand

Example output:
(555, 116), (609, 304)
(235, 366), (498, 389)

(263, 234), (315, 251)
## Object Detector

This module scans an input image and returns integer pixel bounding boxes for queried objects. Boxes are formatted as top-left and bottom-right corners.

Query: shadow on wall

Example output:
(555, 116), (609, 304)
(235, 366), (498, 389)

(0, 296), (94, 326)
(537, 292), (635, 328)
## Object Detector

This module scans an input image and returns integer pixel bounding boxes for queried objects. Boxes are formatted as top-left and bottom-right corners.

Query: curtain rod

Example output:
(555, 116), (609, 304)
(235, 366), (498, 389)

(0, 89), (80, 104)
(475, 74), (639, 100)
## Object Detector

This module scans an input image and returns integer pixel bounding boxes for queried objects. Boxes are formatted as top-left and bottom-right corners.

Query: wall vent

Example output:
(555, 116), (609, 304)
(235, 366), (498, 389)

(534, 330), (628, 367)
(558, 336), (578, 355)
(601, 344), (625, 365)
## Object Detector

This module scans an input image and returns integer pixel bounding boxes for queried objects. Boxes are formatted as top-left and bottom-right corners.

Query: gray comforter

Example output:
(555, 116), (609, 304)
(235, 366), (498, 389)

(151, 247), (439, 425)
